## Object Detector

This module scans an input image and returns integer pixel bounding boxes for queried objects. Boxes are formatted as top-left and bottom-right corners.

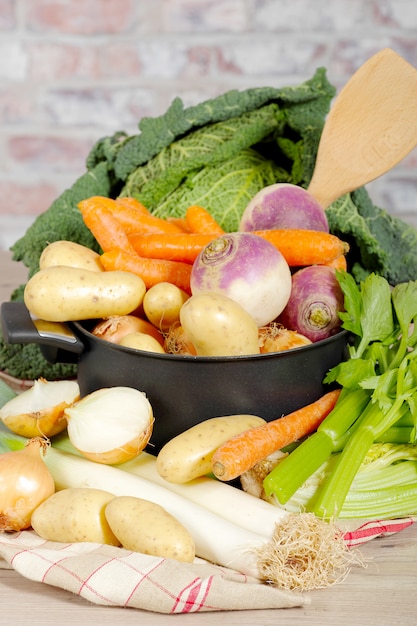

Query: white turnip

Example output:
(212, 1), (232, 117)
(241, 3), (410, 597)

(239, 183), (329, 232)
(278, 266), (344, 342)
(190, 232), (292, 327)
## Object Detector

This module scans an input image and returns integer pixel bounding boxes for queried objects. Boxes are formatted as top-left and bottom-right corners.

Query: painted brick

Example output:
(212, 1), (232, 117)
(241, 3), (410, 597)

(25, 0), (139, 35)
(251, 0), (369, 31)
(28, 43), (101, 81)
(0, 42), (28, 81)
(372, 0), (417, 30)
(0, 0), (16, 30)
(37, 87), (157, 131)
(0, 180), (64, 215)
(8, 136), (96, 172)
(162, 0), (249, 33)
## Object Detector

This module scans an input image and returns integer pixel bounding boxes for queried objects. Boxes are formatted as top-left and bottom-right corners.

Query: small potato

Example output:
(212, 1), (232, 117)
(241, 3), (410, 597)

(143, 282), (189, 331)
(105, 496), (195, 563)
(156, 414), (266, 483)
(180, 292), (260, 356)
(39, 240), (104, 272)
(119, 332), (166, 353)
(24, 266), (146, 322)
(31, 488), (120, 545)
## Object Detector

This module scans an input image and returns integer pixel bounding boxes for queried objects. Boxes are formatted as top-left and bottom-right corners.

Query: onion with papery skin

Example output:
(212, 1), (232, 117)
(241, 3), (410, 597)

(65, 386), (154, 465)
(0, 437), (55, 531)
(239, 183), (329, 232)
(258, 323), (312, 353)
(0, 378), (80, 438)
(92, 315), (164, 346)
(278, 266), (345, 342)
(191, 232), (292, 327)
(163, 323), (197, 356)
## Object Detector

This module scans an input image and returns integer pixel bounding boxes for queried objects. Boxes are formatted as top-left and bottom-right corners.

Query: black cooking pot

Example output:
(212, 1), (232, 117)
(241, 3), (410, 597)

(1, 301), (348, 452)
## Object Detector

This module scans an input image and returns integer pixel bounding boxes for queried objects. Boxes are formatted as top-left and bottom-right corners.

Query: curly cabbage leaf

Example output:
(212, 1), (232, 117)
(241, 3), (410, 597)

(150, 149), (289, 232)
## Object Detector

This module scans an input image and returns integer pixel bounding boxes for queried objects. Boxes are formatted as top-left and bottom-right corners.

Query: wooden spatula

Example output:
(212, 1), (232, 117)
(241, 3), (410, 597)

(307, 48), (417, 208)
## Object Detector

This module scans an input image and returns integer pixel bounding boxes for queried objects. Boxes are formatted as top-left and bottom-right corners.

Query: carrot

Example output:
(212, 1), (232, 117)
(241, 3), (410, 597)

(185, 205), (225, 235)
(252, 229), (349, 266)
(78, 196), (138, 256)
(115, 196), (149, 214)
(128, 229), (348, 267)
(100, 248), (192, 294)
(321, 254), (348, 271)
(129, 233), (214, 263)
(211, 389), (341, 482)
(166, 217), (191, 232)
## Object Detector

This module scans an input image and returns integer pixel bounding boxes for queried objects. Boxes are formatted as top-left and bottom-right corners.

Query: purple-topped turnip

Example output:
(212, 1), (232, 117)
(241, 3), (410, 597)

(190, 232), (292, 327)
(278, 265), (344, 342)
(239, 183), (329, 233)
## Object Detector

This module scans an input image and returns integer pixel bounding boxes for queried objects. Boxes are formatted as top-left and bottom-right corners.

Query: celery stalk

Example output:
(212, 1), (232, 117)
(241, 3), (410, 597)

(263, 388), (370, 504)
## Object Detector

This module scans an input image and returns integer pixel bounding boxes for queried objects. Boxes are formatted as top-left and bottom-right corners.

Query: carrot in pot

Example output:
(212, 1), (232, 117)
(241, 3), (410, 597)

(211, 389), (341, 482)
(320, 254), (348, 271)
(100, 248), (192, 294)
(78, 196), (138, 256)
(252, 229), (349, 266)
(129, 233), (214, 263)
(185, 205), (225, 235)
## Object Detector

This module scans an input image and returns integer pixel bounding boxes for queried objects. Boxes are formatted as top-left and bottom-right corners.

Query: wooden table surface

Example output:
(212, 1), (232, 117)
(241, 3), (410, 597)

(1, 249), (416, 626)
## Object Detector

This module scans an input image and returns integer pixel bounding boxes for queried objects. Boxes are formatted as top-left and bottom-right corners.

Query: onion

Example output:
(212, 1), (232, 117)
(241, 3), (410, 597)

(239, 183), (329, 232)
(258, 323), (312, 353)
(0, 437), (55, 531)
(0, 378), (80, 438)
(163, 323), (197, 356)
(278, 266), (345, 342)
(92, 315), (164, 346)
(65, 387), (154, 465)
(190, 232), (292, 327)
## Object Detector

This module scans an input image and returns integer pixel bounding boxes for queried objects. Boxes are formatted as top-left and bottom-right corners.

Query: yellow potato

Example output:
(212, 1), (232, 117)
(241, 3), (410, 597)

(39, 240), (104, 272)
(105, 496), (195, 562)
(143, 282), (189, 330)
(180, 292), (260, 356)
(31, 488), (120, 545)
(119, 332), (166, 353)
(156, 414), (266, 483)
(24, 266), (146, 322)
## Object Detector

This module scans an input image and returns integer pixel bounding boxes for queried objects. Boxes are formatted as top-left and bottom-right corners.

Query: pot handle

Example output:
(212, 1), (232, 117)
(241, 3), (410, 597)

(1, 301), (85, 364)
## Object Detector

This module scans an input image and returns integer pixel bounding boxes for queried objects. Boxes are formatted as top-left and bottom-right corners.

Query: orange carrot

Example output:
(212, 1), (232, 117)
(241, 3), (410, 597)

(78, 196), (137, 255)
(129, 229), (348, 267)
(166, 217), (191, 232)
(129, 233), (214, 263)
(185, 205), (225, 235)
(211, 389), (341, 482)
(321, 254), (348, 271)
(115, 196), (149, 214)
(100, 248), (192, 293)
(252, 229), (349, 266)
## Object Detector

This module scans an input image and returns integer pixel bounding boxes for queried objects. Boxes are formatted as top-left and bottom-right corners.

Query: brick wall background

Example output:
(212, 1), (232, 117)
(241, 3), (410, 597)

(1, 0), (417, 249)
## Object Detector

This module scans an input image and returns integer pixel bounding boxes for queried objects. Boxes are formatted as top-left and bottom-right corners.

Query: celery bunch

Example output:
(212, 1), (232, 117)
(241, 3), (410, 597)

(263, 272), (417, 519)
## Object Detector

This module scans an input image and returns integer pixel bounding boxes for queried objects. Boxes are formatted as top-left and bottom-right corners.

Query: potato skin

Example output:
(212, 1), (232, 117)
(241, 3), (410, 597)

(105, 496), (195, 562)
(180, 292), (260, 356)
(30, 488), (120, 545)
(24, 266), (146, 321)
(39, 240), (104, 272)
(156, 414), (266, 483)
(143, 282), (189, 330)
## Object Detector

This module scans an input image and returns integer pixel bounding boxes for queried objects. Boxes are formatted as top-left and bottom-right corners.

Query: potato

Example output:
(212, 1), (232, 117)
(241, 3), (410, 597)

(105, 496), (195, 562)
(156, 414), (266, 483)
(180, 292), (260, 356)
(39, 240), (104, 272)
(143, 282), (189, 330)
(31, 488), (120, 545)
(24, 266), (146, 322)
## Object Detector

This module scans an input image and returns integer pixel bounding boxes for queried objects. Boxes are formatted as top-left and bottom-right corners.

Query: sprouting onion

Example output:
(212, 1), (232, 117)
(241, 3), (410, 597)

(0, 436), (55, 531)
